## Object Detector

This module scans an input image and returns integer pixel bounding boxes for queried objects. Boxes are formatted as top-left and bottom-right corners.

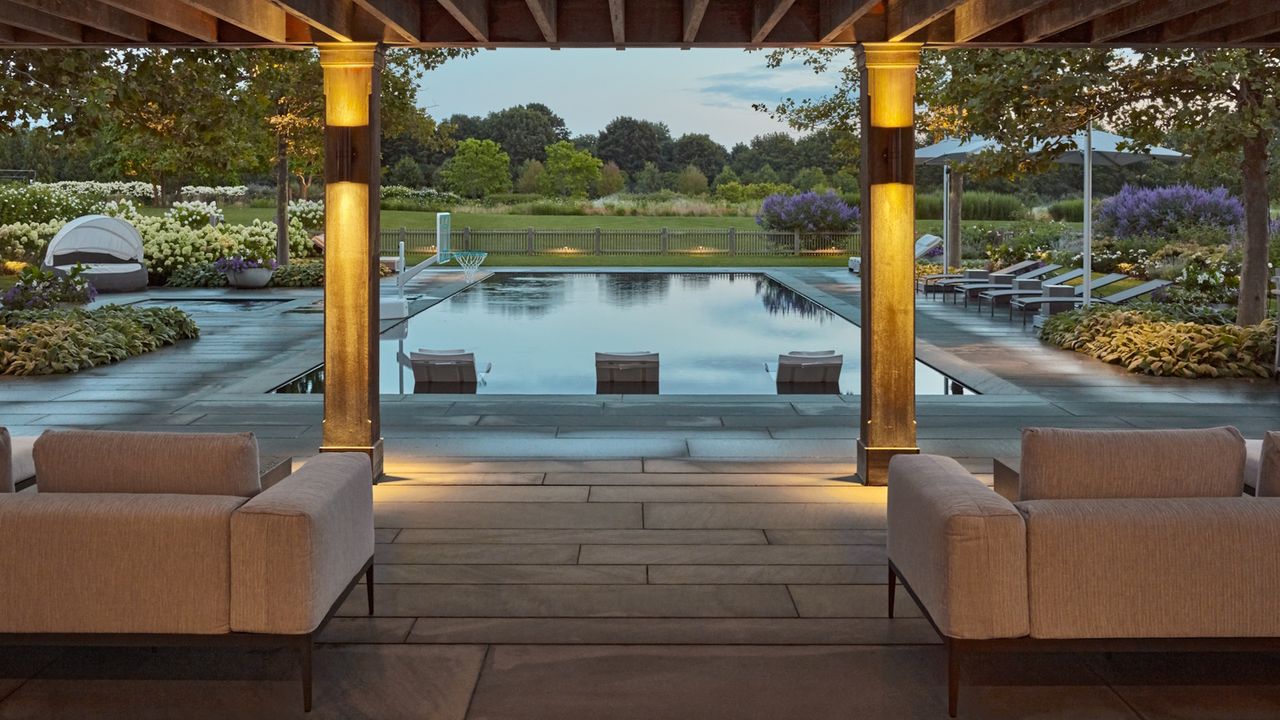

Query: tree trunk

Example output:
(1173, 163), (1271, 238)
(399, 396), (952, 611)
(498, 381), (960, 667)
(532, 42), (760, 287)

(1238, 132), (1270, 326)
(275, 130), (290, 267)
(946, 170), (963, 269)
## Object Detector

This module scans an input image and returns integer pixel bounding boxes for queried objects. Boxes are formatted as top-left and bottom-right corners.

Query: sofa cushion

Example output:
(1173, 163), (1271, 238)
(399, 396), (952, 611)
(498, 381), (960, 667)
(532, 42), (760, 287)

(1019, 427), (1244, 500)
(34, 430), (261, 497)
(0, 428), (9, 494)
(0, 492), (245, 634)
(1019, 497), (1280, 639)
(1255, 433), (1280, 498)
(887, 454), (1029, 640)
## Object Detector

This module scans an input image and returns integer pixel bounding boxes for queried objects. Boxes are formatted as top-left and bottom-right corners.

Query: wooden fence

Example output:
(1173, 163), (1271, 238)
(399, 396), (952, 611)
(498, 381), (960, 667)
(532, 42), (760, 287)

(379, 227), (859, 258)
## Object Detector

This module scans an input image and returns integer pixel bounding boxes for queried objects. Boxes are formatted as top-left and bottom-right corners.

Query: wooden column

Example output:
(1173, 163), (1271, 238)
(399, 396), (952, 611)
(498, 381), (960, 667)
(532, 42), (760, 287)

(857, 43), (921, 486)
(318, 43), (384, 479)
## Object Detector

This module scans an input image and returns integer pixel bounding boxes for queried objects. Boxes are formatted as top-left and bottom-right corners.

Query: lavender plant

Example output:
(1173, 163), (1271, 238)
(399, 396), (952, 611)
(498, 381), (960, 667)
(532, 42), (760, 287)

(756, 191), (860, 233)
(1095, 185), (1244, 239)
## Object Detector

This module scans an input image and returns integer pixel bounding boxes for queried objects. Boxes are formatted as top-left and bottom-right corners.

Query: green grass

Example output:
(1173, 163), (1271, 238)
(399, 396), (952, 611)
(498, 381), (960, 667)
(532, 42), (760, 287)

(1061, 272), (1145, 294)
(407, 253), (850, 267)
(192, 207), (765, 232)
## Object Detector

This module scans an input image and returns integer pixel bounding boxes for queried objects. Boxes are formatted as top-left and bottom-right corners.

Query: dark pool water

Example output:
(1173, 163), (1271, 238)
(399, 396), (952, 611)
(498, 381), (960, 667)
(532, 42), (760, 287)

(278, 272), (968, 396)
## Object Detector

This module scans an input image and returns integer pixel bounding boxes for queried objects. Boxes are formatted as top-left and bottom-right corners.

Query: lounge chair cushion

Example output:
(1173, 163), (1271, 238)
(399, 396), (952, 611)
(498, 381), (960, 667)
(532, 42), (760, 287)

(0, 492), (246, 634)
(1254, 432), (1280, 498)
(34, 430), (262, 497)
(51, 262), (148, 293)
(887, 454), (1029, 640)
(1020, 497), (1280, 639)
(1019, 427), (1245, 500)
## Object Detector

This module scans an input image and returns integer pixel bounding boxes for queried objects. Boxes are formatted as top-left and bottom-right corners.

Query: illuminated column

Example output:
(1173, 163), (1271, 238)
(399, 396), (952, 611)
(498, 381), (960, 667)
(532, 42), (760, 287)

(856, 43), (921, 486)
(319, 43), (384, 478)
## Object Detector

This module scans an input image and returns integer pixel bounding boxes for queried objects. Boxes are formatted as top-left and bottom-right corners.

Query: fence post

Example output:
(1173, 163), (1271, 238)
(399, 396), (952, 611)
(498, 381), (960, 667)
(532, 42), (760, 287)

(661, 228), (669, 254)
(527, 228), (535, 255)
(793, 230), (801, 256)
(728, 227), (737, 255)
(594, 227), (602, 255)
(463, 227), (471, 251)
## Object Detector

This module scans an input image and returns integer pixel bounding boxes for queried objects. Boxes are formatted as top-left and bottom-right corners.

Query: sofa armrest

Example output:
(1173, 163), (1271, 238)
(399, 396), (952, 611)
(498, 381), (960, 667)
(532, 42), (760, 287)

(0, 493), (245, 634)
(230, 453), (373, 635)
(888, 455), (1029, 640)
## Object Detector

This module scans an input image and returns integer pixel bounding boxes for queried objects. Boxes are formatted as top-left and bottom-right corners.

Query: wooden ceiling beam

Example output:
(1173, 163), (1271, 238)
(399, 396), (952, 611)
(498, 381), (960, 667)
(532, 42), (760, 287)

(97, 0), (218, 42)
(436, 0), (487, 42)
(0, 0), (82, 42)
(608, 0), (624, 44)
(177, 0), (288, 43)
(683, 0), (710, 44)
(887, 0), (960, 42)
(1023, 0), (1139, 42)
(1160, 0), (1274, 41)
(524, 0), (556, 43)
(1218, 11), (1280, 43)
(818, 0), (880, 43)
(952, 0), (1053, 42)
(271, 0), (356, 42)
(1091, 0), (1219, 42)
(752, 0), (798, 44)
(10, 0), (148, 41)
(350, 0), (419, 41)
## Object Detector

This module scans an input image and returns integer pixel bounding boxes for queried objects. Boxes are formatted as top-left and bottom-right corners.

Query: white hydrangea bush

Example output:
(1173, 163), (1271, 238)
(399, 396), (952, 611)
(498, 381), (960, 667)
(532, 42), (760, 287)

(180, 185), (248, 201)
(169, 200), (224, 228)
(0, 220), (63, 263)
(288, 199), (324, 233)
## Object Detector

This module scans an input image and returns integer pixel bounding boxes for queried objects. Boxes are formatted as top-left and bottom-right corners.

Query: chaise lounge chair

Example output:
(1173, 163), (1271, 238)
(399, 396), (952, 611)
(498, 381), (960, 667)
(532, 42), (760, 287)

(921, 260), (1041, 300)
(852, 234), (941, 273)
(1011, 276), (1166, 326)
(948, 264), (1064, 307)
(42, 215), (148, 293)
(767, 350), (844, 394)
(400, 348), (492, 394)
(977, 268), (1087, 315)
(596, 351), (659, 394)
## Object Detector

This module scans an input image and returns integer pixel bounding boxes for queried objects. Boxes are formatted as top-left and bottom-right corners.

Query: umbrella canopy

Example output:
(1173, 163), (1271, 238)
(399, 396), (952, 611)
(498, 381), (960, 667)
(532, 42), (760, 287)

(915, 128), (1186, 306)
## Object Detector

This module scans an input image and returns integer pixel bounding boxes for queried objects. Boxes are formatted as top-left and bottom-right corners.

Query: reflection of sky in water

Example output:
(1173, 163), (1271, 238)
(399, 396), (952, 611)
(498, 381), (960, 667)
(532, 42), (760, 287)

(380, 273), (958, 395)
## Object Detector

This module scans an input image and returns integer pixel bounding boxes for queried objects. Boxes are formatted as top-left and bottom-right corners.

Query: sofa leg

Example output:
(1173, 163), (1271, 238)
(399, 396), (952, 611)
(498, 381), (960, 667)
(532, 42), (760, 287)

(946, 638), (960, 718)
(887, 566), (897, 619)
(299, 634), (314, 713)
(366, 564), (376, 616)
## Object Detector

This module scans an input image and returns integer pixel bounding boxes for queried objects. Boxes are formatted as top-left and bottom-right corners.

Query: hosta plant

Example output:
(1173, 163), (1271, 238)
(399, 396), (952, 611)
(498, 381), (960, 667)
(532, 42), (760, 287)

(0, 305), (199, 376)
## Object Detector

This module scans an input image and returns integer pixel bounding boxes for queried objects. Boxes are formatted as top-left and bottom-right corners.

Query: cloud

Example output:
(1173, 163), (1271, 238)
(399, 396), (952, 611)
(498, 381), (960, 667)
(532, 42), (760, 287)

(696, 61), (840, 109)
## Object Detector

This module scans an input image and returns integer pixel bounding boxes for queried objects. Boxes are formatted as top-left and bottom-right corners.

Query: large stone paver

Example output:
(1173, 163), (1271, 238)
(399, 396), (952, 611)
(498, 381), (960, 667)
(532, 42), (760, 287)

(375, 502), (643, 529)
(408, 618), (940, 645)
(392, 528), (767, 545)
(577, 544), (884, 565)
(642, 502), (885, 530)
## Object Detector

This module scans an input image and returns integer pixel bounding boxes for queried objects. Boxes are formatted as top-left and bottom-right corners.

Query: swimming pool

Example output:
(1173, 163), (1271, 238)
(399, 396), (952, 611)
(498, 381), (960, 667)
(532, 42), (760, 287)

(277, 272), (969, 396)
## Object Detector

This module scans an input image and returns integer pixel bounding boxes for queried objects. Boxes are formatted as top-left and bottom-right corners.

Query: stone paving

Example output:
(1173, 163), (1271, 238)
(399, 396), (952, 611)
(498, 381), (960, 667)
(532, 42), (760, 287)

(2, 266), (1280, 718)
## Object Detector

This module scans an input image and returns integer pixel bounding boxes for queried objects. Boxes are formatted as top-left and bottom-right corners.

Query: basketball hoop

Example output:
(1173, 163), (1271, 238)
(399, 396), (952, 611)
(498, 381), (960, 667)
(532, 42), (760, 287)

(451, 251), (488, 281)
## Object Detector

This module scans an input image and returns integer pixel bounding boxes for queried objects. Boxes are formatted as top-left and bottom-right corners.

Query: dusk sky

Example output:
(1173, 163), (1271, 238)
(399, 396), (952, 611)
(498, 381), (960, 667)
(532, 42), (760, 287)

(416, 49), (848, 146)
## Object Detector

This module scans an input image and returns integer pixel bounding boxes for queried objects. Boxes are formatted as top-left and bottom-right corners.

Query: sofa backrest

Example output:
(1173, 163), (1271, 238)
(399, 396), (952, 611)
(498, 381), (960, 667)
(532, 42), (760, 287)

(0, 428), (11, 494)
(1019, 426), (1245, 500)
(34, 430), (261, 497)
(1257, 432), (1280, 498)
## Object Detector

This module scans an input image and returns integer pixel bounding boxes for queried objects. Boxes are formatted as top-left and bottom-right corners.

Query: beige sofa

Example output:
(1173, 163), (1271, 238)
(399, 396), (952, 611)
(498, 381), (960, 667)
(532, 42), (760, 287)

(0, 430), (375, 712)
(887, 427), (1280, 717)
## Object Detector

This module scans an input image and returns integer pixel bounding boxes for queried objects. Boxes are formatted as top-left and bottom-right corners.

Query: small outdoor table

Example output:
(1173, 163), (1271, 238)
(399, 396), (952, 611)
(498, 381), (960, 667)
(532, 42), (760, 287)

(993, 457), (1020, 501)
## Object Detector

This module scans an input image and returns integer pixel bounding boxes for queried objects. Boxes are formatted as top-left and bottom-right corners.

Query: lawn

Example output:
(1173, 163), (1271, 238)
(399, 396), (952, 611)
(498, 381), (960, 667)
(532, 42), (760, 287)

(408, 253), (851, 268)
(196, 207), (767, 232)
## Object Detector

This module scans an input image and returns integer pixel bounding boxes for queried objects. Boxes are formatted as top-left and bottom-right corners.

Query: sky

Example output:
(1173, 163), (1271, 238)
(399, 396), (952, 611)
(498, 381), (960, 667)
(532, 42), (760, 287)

(415, 49), (848, 147)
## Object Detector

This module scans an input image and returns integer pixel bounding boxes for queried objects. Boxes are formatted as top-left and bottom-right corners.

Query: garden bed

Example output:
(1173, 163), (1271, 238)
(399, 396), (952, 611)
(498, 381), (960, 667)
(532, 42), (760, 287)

(0, 306), (199, 375)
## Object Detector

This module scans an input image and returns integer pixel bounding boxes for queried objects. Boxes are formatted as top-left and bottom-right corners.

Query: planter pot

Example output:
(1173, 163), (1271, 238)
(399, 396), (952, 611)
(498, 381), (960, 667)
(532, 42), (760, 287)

(225, 268), (274, 289)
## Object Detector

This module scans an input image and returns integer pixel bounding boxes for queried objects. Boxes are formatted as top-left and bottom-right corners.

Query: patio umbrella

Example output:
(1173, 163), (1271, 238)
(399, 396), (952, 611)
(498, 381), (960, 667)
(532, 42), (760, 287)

(916, 126), (1186, 305)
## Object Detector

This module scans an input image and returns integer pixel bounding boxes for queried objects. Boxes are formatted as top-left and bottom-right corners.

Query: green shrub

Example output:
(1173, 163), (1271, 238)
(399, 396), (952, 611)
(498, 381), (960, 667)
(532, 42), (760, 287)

(1048, 198), (1084, 222)
(0, 305), (199, 375)
(917, 192), (1026, 221)
(982, 222), (1065, 267)
(1041, 305), (1275, 378)
(270, 260), (325, 287)
(165, 263), (227, 288)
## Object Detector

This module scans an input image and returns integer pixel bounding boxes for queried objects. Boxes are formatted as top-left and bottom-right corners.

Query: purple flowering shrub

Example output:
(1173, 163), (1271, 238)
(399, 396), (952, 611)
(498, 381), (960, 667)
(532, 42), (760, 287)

(1095, 185), (1244, 239)
(1, 264), (97, 310)
(756, 191), (860, 233)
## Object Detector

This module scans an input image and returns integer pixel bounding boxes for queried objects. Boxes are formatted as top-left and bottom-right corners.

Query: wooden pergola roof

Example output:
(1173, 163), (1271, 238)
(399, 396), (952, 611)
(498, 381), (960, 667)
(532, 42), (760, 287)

(1, 0), (1278, 49)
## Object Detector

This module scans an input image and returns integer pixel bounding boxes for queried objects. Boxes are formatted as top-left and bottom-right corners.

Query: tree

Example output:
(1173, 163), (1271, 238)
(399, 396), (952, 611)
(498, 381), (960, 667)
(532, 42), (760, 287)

(477, 104), (569, 168)
(539, 141), (602, 198)
(1113, 50), (1280, 325)
(598, 116), (671, 175)
(572, 133), (599, 155)
(676, 165), (709, 195)
(751, 164), (780, 185)
(792, 166), (829, 191)
(672, 133), (728, 179)
(439, 139), (511, 197)
(515, 159), (545, 194)
(713, 166), (740, 188)
(387, 156), (426, 187)
(596, 161), (626, 196)
(632, 161), (663, 193)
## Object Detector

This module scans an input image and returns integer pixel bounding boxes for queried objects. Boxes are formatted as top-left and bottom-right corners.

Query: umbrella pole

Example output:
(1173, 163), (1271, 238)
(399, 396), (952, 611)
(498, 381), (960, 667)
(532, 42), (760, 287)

(942, 165), (950, 266)
(1083, 122), (1093, 306)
